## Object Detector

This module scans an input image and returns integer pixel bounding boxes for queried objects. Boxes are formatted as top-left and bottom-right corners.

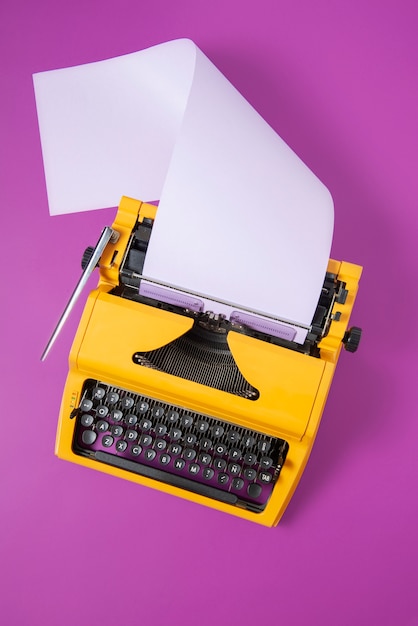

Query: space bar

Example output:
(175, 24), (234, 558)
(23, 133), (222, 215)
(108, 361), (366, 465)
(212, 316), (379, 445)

(95, 451), (238, 505)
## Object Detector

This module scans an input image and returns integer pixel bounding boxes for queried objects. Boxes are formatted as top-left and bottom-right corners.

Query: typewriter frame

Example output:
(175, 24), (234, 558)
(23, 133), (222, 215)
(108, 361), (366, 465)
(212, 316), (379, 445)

(55, 196), (362, 526)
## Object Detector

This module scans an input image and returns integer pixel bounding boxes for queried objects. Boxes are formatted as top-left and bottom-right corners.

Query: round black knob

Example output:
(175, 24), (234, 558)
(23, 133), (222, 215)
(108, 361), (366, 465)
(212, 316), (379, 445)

(81, 246), (96, 270)
(343, 326), (362, 353)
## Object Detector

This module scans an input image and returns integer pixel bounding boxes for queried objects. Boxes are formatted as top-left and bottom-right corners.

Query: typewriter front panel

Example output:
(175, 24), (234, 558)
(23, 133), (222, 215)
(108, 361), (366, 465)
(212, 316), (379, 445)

(55, 284), (335, 527)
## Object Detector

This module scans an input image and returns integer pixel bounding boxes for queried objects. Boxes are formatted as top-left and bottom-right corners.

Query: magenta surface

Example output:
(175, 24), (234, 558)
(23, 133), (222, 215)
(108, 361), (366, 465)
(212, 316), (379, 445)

(1, 1), (417, 625)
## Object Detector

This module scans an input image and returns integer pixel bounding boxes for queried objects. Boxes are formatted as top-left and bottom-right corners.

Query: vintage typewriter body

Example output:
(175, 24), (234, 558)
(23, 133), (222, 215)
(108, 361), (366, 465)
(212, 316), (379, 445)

(55, 196), (362, 526)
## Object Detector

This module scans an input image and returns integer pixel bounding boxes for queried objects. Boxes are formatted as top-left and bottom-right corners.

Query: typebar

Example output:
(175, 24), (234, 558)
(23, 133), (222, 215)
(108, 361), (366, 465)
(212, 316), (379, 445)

(72, 380), (289, 512)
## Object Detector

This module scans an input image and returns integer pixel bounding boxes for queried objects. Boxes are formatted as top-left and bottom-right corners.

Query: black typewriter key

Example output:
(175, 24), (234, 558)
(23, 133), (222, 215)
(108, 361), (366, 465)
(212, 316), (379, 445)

(214, 443), (227, 456)
(228, 463), (241, 476)
(211, 425), (224, 438)
(181, 415), (193, 428)
(247, 483), (263, 499)
(159, 453), (171, 466)
(259, 471), (273, 484)
(170, 428), (182, 441)
(185, 433), (197, 446)
(168, 443), (182, 456)
(218, 473), (230, 485)
(229, 448), (242, 461)
(137, 401), (149, 413)
(227, 431), (241, 443)
(232, 477), (245, 491)
(242, 435), (255, 448)
(140, 434), (153, 447)
(167, 410), (179, 423)
(131, 444), (142, 457)
(125, 429), (138, 442)
(116, 440), (128, 452)
(102, 435), (114, 447)
(258, 440), (271, 454)
(111, 424), (124, 437)
(243, 452), (257, 466)
(125, 414), (138, 426)
(200, 438), (213, 451)
(260, 456), (273, 470)
(110, 409), (123, 422)
(152, 406), (164, 418)
(96, 405), (109, 418)
(81, 414), (94, 427)
(93, 387), (106, 400)
(155, 423), (167, 436)
(214, 458), (227, 471)
(174, 458), (186, 471)
(106, 391), (119, 404)
(144, 449), (156, 461)
(96, 420), (109, 432)
(196, 420), (209, 433)
(82, 430), (97, 445)
(202, 468), (214, 480)
(243, 468), (257, 481)
(188, 463), (200, 475)
(139, 418), (152, 430)
(80, 398), (93, 412)
(199, 453), (212, 466)
(183, 448), (197, 461)
(155, 439), (167, 451)
(121, 397), (135, 410)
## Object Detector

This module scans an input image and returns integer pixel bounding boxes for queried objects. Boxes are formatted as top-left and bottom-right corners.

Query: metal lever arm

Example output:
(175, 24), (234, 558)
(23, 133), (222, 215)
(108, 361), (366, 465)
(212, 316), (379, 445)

(41, 226), (117, 361)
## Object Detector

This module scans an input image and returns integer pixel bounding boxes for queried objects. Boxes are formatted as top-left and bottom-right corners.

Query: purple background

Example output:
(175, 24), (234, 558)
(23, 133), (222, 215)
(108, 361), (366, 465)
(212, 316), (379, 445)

(1, 1), (417, 624)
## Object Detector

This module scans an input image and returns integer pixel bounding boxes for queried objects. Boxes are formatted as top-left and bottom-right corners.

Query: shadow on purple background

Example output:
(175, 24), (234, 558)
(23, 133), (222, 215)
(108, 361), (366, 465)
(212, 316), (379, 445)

(1, 1), (417, 625)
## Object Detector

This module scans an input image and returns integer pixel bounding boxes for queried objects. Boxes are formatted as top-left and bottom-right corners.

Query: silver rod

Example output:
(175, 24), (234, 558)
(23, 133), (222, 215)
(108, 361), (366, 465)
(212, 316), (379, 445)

(138, 274), (311, 331)
(41, 226), (115, 361)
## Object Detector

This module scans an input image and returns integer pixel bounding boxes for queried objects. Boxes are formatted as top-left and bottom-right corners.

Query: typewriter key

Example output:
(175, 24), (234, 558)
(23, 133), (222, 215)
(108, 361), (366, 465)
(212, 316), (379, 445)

(247, 483), (262, 499)
(125, 414), (138, 426)
(202, 468), (214, 480)
(232, 478), (245, 491)
(167, 410), (179, 423)
(106, 392), (119, 404)
(93, 387), (106, 400)
(259, 472), (273, 484)
(217, 473), (230, 485)
(260, 456), (273, 469)
(80, 414), (94, 427)
(80, 398), (93, 412)
(144, 449), (156, 461)
(155, 423), (167, 436)
(152, 406), (165, 418)
(96, 405), (109, 418)
(125, 429), (138, 441)
(121, 397), (134, 410)
(214, 458), (227, 471)
(243, 468), (256, 481)
(81, 430), (97, 445)
(110, 410), (123, 422)
(183, 448), (197, 461)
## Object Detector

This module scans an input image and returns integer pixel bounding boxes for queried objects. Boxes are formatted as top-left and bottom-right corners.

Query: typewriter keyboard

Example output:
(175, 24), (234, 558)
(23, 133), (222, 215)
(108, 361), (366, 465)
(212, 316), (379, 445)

(72, 380), (289, 512)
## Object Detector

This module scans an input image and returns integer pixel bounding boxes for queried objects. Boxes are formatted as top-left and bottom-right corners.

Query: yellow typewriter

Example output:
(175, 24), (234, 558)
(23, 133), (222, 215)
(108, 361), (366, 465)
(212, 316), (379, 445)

(46, 196), (362, 527)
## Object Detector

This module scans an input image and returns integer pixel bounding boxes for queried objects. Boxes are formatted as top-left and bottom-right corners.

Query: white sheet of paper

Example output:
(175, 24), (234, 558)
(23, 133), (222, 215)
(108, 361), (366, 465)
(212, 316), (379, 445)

(33, 39), (334, 332)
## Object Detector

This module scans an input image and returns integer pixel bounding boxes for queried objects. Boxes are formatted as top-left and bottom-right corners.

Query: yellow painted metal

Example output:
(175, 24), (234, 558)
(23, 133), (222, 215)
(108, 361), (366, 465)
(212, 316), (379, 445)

(55, 196), (362, 526)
